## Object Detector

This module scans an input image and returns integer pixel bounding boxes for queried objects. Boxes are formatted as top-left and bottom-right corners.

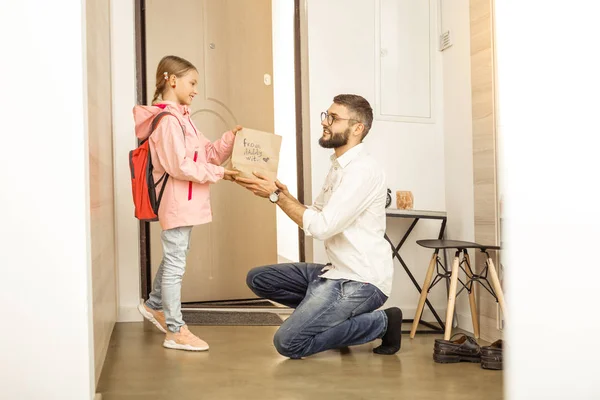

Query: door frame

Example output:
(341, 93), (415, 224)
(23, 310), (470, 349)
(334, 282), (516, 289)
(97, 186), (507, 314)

(134, 0), (309, 299)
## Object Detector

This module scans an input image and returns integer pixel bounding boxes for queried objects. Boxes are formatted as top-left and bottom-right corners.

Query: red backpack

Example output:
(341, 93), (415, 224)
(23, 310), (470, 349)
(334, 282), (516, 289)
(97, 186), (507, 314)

(129, 111), (184, 221)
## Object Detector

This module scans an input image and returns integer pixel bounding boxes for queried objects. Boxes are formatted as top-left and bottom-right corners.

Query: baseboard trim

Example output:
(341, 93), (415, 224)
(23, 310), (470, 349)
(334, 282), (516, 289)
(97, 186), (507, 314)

(479, 314), (503, 343)
(401, 307), (446, 326)
(119, 305), (456, 326)
(455, 312), (475, 334)
(94, 320), (115, 385)
(399, 307), (477, 334)
(118, 305), (143, 322)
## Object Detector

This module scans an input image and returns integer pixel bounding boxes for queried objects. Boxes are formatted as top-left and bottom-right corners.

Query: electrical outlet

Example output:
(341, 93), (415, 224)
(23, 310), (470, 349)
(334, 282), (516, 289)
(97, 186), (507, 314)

(498, 261), (505, 331)
(497, 303), (505, 330)
(439, 30), (453, 51)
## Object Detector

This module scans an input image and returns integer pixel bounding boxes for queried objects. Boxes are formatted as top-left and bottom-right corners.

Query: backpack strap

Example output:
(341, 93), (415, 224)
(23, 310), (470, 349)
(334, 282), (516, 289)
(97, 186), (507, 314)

(150, 111), (186, 139)
(147, 111), (186, 214)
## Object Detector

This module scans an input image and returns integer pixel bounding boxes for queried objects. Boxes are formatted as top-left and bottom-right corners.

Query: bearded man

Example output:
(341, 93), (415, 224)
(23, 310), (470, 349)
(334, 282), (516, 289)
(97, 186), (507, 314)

(236, 94), (402, 359)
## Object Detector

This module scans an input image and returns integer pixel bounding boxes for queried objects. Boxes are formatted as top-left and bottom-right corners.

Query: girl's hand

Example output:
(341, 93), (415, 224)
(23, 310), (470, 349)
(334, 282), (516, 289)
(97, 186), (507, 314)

(232, 125), (243, 135)
(223, 168), (239, 181)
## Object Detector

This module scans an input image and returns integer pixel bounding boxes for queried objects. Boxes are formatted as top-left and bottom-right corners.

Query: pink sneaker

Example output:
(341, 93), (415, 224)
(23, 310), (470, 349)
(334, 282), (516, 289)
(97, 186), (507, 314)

(163, 325), (209, 351)
(137, 303), (167, 333)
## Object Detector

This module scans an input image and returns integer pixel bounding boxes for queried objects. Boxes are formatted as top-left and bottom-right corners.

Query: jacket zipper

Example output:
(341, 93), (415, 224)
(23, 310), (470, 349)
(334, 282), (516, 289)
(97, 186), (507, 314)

(188, 150), (198, 200)
(188, 116), (198, 136)
(187, 116), (199, 201)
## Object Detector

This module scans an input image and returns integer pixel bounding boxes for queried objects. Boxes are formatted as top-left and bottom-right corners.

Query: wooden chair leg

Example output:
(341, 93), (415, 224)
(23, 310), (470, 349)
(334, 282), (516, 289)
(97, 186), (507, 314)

(444, 251), (462, 340)
(464, 252), (480, 338)
(410, 252), (438, 338)
(486, 256), (506, 317)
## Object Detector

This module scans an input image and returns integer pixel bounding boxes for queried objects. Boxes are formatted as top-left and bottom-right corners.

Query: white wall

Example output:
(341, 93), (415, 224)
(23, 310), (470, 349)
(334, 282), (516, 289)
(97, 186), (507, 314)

(111, 0), (143, 322)
(0, 1), (95, 399)
(272, 0), (300, 262)
(497, 1), (600, 398)
(440, 0), (476, 332)
(306, 0), (448, 316)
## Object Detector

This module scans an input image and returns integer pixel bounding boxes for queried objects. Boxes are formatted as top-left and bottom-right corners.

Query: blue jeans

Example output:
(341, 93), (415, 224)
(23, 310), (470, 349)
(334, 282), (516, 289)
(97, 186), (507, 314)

(247, 263), (389, 358)
(145, 226), (192, 333)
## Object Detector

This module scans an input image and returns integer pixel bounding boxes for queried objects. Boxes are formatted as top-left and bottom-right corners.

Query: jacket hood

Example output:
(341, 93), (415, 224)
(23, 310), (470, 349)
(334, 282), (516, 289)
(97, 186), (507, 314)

(133, 105), (165, 140)
(133, 102), (189, 140)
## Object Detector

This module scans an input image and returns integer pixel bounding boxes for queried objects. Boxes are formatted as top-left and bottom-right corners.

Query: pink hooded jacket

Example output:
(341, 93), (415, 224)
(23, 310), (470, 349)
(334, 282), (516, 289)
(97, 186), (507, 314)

(133, 101), (235, 230)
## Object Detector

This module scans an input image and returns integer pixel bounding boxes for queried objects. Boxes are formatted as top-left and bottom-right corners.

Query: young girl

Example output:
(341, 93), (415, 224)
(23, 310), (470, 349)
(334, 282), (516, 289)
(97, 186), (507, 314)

(134, 55), (240, 351)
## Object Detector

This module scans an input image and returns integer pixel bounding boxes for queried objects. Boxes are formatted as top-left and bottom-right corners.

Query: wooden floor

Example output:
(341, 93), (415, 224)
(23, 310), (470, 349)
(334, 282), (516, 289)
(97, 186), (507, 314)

(97, 322), (503, 400)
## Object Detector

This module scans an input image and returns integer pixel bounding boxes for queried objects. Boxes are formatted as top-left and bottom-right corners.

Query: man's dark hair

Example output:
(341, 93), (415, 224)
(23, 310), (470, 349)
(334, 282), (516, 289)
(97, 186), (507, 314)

(333, 94), (374, 140)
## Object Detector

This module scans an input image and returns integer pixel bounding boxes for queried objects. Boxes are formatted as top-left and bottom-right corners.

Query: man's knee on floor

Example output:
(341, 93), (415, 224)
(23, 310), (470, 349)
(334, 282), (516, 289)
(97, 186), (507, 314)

(246, 266), (271, 293)
(273, 328), (302, 359)
(246, 267), (258, 289)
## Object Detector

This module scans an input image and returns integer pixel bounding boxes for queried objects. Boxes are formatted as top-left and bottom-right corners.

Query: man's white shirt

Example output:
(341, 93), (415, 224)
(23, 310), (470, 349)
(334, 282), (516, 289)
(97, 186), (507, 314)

(302, 144), (394, 296)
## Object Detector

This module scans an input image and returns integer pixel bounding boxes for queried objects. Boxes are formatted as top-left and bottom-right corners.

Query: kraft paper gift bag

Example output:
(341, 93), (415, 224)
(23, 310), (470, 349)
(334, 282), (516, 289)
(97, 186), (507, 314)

(230, 128), (282, 181)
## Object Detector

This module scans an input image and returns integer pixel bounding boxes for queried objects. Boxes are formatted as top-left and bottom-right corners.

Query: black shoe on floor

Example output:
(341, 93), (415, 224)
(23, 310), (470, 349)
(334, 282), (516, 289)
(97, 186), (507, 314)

(481, 339), (503, 370)
(373, 307), (402, 355)
(433, 333), (481, 363)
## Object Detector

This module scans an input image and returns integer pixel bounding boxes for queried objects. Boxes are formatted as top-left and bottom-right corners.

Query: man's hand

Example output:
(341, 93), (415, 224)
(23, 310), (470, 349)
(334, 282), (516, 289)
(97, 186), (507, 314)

(223, 168), (239, 182)
(275, 180), (290, 196)
(235, 172), (278, 198)
(232, 125), (243, 135)
(238, 172), (306, 226)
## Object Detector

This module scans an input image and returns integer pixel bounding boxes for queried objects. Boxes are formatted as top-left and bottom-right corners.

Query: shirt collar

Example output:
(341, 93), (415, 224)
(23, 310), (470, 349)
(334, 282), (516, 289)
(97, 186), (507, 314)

(330, 143), (365, 169)
(154, 100), (189, 115)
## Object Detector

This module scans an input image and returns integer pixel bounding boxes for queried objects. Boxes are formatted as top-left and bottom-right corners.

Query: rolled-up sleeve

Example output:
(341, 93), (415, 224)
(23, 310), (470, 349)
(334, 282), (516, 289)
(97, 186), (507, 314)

(302, 169), (381, 241)
(302, 208), (318, 237)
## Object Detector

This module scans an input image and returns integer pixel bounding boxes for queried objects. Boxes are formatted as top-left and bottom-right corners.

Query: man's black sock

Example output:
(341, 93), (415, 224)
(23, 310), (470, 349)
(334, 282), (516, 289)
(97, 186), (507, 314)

(373, 307), (402, 355)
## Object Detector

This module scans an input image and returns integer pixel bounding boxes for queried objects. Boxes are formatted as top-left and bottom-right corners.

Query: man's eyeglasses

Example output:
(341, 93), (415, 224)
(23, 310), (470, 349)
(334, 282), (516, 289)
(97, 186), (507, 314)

(320, 112), (362, 126)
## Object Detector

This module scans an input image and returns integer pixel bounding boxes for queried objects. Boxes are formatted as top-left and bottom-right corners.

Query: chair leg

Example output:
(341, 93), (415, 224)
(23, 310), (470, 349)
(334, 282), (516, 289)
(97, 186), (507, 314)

(464, 251), (480, 338)
(410, 252), (438, 338)
(486, 256), (506, 317)
(444, 251), (462, 340)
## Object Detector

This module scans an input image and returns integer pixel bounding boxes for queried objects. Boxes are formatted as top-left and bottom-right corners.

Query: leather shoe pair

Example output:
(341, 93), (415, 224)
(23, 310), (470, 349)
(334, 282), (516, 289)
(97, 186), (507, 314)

(433, 333), (503, 370)
(434, 333), (481, 363)
(481, 339), (503, 370)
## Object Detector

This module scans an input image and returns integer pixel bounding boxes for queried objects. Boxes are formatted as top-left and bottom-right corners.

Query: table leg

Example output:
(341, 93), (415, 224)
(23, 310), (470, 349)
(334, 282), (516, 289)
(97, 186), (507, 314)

(384, 217), (449, 334)
(410, 251), (438, 338)
(385, 222), (445, 330)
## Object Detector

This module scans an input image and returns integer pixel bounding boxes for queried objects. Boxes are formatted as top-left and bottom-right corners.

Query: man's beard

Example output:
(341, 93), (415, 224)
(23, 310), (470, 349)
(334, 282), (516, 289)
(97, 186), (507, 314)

(319, 127), (350, 149)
